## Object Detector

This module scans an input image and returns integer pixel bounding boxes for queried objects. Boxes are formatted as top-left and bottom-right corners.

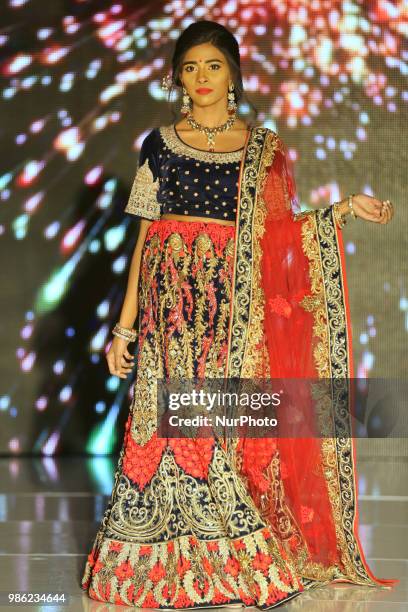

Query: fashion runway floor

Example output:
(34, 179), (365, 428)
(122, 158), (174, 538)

(0, 456), (406, 612)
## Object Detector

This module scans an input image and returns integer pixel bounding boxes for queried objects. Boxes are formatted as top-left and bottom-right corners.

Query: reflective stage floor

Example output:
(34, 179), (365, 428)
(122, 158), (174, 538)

(0, 456), (406, 611)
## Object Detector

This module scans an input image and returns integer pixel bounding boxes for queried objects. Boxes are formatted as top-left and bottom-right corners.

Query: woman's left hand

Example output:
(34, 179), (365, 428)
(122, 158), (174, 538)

(351, 194), (394, 224)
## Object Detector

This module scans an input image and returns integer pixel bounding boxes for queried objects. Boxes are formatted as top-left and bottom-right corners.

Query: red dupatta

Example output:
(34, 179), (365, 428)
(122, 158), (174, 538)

(225, 126), (397, 588)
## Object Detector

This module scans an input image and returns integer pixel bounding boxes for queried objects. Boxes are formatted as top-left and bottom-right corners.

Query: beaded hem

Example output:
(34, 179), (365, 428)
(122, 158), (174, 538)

(159, 125), (245, 164)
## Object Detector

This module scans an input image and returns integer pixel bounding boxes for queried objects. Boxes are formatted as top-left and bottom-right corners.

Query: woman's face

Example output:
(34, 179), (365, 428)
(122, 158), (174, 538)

(179, 42), (232, 109)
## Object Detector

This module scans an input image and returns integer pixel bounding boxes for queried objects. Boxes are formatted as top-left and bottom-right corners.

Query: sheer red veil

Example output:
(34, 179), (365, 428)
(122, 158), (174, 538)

(225, 127), (397, 587)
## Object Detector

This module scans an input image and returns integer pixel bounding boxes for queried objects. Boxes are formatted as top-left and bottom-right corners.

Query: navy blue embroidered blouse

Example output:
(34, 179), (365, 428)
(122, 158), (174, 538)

(124, 125), (244, 222)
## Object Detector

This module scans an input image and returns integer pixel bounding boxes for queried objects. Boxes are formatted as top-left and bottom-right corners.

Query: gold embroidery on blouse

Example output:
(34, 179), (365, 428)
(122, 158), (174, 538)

(124, 158), (161, 220)
(159, 125), (244, 164)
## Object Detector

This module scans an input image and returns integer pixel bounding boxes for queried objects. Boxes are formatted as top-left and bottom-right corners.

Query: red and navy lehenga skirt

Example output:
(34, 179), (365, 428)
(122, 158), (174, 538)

(81, 218), (304, 609)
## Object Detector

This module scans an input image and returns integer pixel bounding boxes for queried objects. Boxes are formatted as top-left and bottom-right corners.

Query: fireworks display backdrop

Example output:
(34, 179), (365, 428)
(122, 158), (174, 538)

(0, 0), (407, 455)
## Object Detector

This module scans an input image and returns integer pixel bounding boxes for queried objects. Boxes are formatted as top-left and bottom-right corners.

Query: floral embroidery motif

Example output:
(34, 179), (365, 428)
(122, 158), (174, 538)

(268, 289), (320, 317)
(123, 424), (215, 491)
(300, 506), (315, 524)
(82, 528), (303, 608)
(268, 295), (292, 318)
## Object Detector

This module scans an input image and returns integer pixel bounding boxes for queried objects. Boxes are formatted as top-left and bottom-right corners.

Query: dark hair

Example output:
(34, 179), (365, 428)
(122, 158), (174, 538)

(167, 20), (258, 122)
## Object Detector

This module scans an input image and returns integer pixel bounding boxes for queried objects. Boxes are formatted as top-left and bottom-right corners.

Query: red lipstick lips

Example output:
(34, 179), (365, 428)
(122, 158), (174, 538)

(196, 88), (213, 94)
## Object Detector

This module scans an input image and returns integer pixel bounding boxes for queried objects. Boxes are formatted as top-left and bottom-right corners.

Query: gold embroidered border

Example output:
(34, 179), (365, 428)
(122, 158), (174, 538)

(240, 130), (278, 378)
(300, 215), (331, 379)
(226, 127), (268, 378)
(159, 125), (244, 164)
(300, 207), (378, 586)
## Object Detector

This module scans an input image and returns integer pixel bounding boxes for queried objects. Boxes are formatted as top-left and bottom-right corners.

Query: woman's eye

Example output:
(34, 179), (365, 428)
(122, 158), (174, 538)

(209, 64), (221, 70)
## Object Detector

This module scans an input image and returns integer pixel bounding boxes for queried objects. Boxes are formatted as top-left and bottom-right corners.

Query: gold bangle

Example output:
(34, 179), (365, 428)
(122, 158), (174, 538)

(332, 201), (347, 229)
(348, 194), (357, 219)
(112, 323), (137, 342)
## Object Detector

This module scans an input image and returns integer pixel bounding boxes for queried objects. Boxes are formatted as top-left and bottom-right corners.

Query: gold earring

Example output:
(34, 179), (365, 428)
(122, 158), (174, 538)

(161, 73), (172, 92)
(181, 86), (192, 115)
(227, 82), (237, 114)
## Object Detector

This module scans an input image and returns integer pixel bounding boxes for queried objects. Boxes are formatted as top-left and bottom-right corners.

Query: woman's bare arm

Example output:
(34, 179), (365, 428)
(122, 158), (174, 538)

(336, 196), (393, 224)
(118, 218), (153, 328)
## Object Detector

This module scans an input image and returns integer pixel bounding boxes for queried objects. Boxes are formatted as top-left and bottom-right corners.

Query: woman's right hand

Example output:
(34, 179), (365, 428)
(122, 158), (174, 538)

(106, 336), (135, 379)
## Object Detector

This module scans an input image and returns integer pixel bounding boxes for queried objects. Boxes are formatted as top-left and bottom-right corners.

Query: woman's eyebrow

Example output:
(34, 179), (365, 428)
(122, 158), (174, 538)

(182, 59), (224, 65)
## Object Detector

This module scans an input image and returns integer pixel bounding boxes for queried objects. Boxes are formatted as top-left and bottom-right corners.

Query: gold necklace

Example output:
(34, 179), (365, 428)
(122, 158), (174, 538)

(186, 111), (237, 152)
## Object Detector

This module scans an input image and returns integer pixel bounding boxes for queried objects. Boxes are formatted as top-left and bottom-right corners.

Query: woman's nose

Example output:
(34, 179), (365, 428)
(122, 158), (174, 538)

(197, 67), (207, 81)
